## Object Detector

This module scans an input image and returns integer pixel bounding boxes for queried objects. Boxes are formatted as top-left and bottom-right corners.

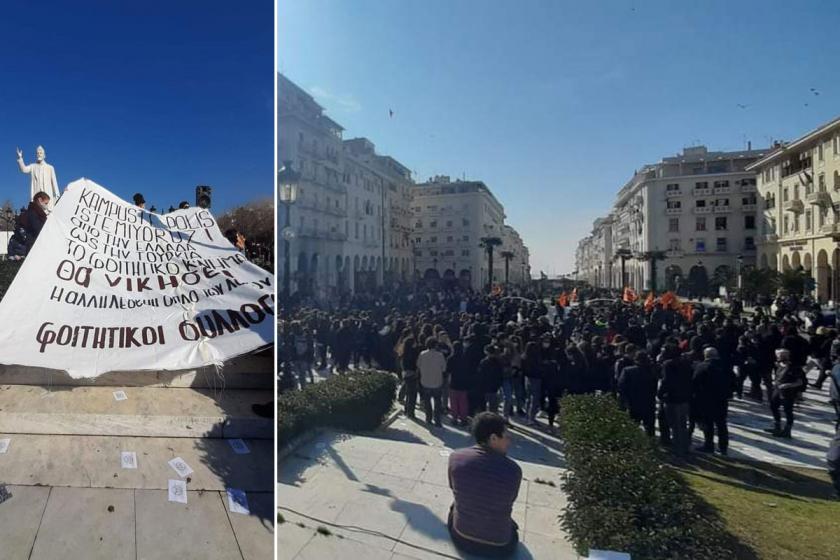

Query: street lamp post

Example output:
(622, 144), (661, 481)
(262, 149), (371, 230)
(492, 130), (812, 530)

(278, 161), (300, 393)
(736, 254), (744, 298)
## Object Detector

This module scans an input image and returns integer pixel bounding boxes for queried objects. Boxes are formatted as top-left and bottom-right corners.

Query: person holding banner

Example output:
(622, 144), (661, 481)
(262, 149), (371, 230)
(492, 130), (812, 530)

(19, 191), (50, 253)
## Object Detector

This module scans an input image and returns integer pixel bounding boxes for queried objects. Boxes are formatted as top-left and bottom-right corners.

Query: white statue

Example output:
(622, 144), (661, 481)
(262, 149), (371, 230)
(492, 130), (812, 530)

(16, 145), (60, 209)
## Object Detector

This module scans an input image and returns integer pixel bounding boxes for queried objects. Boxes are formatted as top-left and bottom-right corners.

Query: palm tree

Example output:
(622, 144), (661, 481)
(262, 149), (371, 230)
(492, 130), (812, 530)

(501, 250), (515, 286)
(480, 236), (503, 292)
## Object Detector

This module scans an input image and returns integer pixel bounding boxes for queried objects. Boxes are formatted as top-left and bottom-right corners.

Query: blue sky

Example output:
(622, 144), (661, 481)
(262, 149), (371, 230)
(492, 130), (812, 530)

(0, 0), (273, 215)
(279, 0), (840, 275)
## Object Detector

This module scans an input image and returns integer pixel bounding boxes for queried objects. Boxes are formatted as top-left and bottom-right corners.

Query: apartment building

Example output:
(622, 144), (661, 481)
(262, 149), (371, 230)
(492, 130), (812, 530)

(411, 176), (519, 291)
(749, 115), (840, 302)
(580, 145), (768, 294)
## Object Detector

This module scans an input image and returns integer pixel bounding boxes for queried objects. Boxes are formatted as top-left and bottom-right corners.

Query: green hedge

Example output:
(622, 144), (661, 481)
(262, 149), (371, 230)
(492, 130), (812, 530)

(559, 394), (736, 560)
(278, 369), (397, 443)
(0, 260), (23, 301)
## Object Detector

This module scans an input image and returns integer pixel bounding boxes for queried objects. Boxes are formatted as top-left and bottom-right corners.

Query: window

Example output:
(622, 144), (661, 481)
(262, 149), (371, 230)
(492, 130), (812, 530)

(696, 217), (707, 231)
(415, 237), (422, 244)
(695, 199), (706, 207)
(742, 195), (757, 205)
(696, 238), (706, 252)
(430, 236), (437, 243)
(430, 220), (437, 228)
(714, 180), (730, 189)
(819, 173), (826, 191)
(784, 215), (790, 234)
(462, 218), (470, 227)
(716, 237), (727, 252)
(783, 187), (789, 202)
(806, 210), (812, 231)
(695, 181), (709, 189)
(415, 221), (423, 228)
(446, 220), (453, 227)
(667, 200), (681, 209)
(666, 183), (680, 192)
(744, 215), (755, 230)
(668, 238), (680, 251)
(462, 235), (470, 242)
(818, 143), (824, 162)
(462, 249), (470, 257)
(715, 217), (727, 230)
(668, 218), (679, 232)
(834, 135), (840, 156)
(715, 198), (730, 206)
(446, 236), (453, 242)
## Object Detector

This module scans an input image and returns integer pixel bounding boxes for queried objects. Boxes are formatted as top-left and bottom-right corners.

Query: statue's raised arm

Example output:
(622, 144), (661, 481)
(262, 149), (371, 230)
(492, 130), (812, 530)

(16, 147), (30, 173)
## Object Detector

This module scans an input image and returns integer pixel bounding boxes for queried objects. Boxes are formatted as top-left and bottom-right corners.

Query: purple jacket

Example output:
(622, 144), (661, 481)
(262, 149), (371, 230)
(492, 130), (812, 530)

(448, 445), (522, 546)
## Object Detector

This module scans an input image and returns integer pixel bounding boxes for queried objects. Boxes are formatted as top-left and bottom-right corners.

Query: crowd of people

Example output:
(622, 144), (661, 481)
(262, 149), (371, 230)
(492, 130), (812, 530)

(280, 284), (840, 488)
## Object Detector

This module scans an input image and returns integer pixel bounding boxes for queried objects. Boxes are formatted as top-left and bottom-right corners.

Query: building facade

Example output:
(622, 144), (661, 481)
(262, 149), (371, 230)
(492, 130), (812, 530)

(580, 145), (768, 295)
(411, 176), (515, 291)
(750, 115), (840, 303)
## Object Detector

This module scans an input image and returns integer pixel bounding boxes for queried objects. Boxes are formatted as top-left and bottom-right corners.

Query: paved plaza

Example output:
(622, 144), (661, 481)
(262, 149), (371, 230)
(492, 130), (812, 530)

(278, 366), (837, 560)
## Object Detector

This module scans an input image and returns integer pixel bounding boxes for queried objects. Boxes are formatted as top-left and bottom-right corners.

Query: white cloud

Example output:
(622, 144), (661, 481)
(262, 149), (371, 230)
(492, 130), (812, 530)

(308, 85), (362, 113)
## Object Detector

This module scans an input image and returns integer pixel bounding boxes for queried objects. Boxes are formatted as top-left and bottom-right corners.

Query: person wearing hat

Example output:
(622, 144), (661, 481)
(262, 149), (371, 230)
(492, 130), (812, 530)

(764, 348), (804, 438)
(132, 193), (145, 208)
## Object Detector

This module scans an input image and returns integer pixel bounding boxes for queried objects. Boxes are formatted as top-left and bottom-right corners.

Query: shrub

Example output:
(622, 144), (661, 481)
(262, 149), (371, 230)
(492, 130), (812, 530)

(277, 369), (397, 443)
(0, 260), (23, 301)
(559, 394), (736, 560)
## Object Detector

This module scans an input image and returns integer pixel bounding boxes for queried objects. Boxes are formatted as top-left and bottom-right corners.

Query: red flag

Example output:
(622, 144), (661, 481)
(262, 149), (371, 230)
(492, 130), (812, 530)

(644, 292), (655, 312)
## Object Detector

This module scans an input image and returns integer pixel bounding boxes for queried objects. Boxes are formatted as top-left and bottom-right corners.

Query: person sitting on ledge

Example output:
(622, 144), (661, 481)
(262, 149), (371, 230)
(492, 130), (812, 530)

(448, 412), (521, 558)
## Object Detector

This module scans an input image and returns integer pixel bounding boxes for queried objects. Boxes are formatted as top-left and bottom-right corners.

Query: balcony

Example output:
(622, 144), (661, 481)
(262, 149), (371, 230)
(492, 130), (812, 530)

(713, 205), (732, 214)
(739, 182), (757, 193)
(693, 206), (712, 214)
(665, 189), (682, 198)
(713, 186), (731, 194)
(821, 223), (840, 235)
(665, 207), (683, 215)
(806, 191), (832, 207)
(784, 199), (804, 213)
(665, 249), (684, 258)
(742, 203), (757, 212)
(693, 187), (711, 197)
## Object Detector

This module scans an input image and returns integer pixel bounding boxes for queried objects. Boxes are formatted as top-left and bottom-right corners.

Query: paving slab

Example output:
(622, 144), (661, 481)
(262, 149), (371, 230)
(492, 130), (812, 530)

(0, 485), (50, 559)
(0, 434), (272, 492)
(278, 415), (573, 559)
(223, 491), (274, 560)
(0, 384), (272, 439)
(29, 487), (135, 560)
(134, 489), (243, 560)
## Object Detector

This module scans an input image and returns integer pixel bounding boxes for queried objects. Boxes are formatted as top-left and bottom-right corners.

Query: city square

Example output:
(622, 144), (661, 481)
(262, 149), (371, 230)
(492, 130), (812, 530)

(277, 3), (840, 559)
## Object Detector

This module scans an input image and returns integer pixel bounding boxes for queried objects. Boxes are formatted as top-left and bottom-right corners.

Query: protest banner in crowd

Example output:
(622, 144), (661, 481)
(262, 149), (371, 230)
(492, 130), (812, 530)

(0, 179), (274, 378)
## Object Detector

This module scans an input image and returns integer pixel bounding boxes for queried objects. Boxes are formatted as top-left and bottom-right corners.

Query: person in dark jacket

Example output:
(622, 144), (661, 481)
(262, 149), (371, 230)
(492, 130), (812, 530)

(478, 344), (504, 413)
(618, 350), (658, 437)
(658, 344), (693, 456)
(448, 341), (470, 425)
(400, 337), (421, 418)
(692, 347), (733, 454)
(19, 191), (50, 252)
(764, 349), (804, 438)
(828, 429), (840, 498)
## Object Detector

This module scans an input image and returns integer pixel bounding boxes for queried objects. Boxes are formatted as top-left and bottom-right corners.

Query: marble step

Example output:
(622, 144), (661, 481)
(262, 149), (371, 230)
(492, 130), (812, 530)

(0, 433), (273, 492)
(0, 385), (273, 439)
(0, 350), (274, 389)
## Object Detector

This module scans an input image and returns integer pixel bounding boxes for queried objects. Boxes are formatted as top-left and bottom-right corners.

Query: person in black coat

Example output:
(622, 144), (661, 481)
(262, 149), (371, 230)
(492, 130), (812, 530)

(692, 347), (733, 454)
(764, 348), (804, 438)
(658, 344), (693, 456)
(617, 350), (658, 437)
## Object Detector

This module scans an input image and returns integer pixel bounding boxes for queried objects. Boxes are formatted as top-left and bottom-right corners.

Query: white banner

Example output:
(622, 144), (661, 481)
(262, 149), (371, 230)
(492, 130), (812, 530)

(0, 179), (274, 378)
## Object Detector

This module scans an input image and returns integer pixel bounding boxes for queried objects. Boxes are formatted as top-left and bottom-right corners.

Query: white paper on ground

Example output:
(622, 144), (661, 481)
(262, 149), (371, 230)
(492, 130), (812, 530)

(228, 438), (250, 454)
(168, 479), (188, 504)
(0, 438), (10, 454)
(168, 457), (194, 478)
(588, 551), (632, 560)
(121, 451), (138, 469)
(113, 391), (128, 401)
(226, 488), (250, 514)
